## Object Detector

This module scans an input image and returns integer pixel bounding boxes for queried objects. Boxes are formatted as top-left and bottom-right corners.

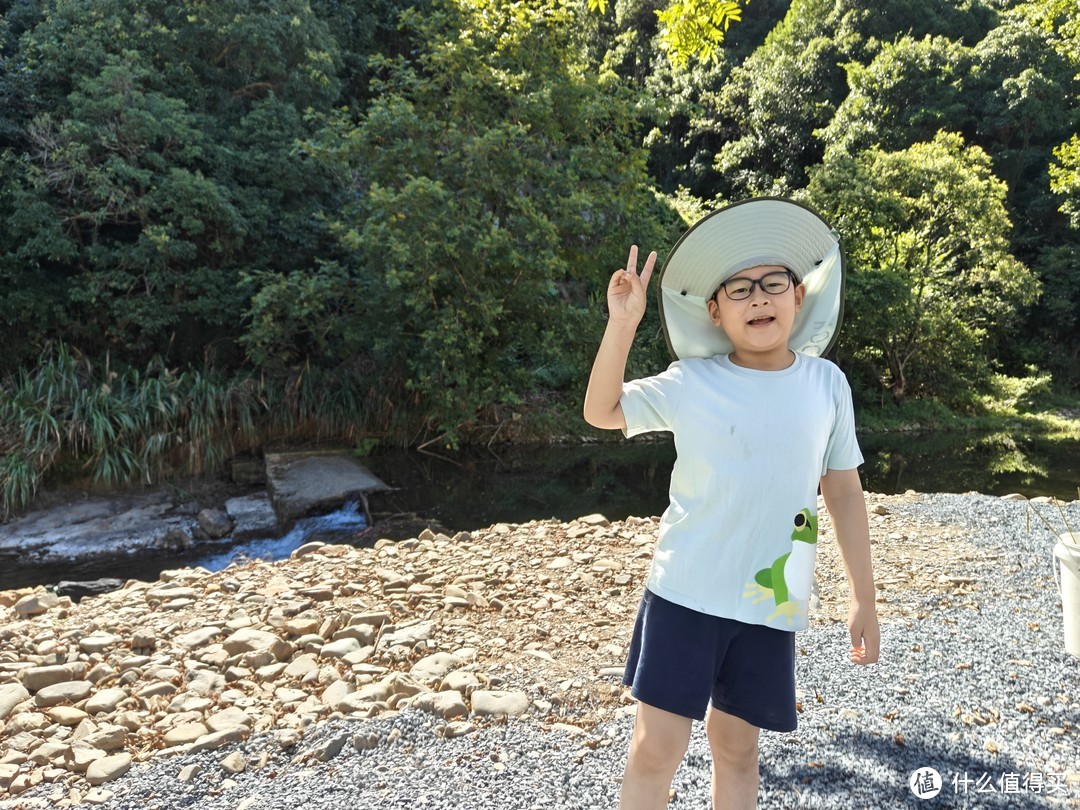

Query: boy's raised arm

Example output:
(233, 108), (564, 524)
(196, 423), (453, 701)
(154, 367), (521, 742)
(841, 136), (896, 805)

(583, 246), (657, 431)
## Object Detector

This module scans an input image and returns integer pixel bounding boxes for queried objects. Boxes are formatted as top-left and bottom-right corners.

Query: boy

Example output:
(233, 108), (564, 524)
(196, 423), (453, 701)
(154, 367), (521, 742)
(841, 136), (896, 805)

(583, 198), (879, 810)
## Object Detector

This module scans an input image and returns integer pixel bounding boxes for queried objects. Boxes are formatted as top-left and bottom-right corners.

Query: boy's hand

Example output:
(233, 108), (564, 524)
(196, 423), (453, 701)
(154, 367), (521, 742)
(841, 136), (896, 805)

(848, 602), (880, 665)
(607, 245), (657, 324)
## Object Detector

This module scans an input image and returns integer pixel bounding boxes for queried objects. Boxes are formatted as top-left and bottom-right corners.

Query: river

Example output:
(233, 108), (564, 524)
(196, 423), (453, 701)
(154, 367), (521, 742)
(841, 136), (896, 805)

(1, 431), (1077, 592)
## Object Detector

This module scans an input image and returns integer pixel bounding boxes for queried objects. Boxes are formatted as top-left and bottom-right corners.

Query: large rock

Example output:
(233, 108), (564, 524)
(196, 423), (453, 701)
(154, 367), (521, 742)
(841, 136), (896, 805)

(264, 451), (387, 530)
(224, 494), (279, 542)
(55, 579), (126, 601)
(197, 508), (233, 539)
(0, 490), (188, 562)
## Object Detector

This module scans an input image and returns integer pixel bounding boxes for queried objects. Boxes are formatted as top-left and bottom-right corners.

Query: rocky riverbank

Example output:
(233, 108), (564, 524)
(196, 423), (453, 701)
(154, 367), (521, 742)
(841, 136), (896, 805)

(1, 491), (1077, 808)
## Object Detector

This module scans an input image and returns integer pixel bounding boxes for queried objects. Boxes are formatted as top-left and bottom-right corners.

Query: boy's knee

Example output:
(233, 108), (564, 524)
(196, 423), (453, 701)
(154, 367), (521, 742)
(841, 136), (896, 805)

(628, 730), (689, 776)
(708, 733), (758, 771)
(706, 714), (759, 771)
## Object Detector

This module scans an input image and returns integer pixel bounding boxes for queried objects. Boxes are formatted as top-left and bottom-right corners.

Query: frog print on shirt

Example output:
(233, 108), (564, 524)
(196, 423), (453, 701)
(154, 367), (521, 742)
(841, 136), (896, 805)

(743, 509), (818, 625)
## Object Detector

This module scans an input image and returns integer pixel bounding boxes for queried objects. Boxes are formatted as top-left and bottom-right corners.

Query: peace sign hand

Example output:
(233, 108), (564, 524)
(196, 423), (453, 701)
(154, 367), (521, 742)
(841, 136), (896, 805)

(607, 245), (657, 325)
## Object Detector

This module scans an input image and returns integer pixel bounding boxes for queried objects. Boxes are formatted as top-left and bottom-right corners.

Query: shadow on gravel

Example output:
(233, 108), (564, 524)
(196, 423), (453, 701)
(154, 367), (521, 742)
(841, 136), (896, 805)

(754, 729), (1067, 809)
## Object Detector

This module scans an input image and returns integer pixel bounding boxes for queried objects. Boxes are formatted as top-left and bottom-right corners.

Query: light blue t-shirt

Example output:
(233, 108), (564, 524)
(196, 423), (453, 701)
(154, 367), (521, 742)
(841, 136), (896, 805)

(620, 352), (863, 631)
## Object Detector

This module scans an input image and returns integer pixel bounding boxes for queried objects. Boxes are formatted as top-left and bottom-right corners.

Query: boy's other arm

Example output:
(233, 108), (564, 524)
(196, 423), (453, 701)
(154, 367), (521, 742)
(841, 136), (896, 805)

(583, 246), (656, 431)
(820, 467), (880, 665)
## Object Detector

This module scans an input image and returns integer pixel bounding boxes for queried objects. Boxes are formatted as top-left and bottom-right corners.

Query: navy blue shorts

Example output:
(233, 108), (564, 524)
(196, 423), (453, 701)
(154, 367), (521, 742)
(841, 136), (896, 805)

(622, 589), (798, 732)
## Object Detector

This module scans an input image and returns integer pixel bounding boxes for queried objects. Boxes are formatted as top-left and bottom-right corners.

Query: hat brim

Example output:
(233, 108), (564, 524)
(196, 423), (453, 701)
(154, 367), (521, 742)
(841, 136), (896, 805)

(657, 197), (846, 360)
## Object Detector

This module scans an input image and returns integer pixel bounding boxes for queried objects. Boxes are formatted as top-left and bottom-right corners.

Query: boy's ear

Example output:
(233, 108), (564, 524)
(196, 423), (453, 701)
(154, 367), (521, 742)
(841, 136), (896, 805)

(793, 282), (806, 312)
(706, 296), (723, 326)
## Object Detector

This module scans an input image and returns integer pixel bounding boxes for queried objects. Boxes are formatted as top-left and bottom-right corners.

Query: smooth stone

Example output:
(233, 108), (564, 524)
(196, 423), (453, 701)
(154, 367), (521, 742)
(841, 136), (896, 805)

(85, 753), (132, 785)
(82, 725), (128, 751)
(55, 578), (125, 601)
(35, 680), (93, 707)
(275, 687), (309, 704)
(163, 723), (210, 746)
(84, 688), (129, 715)
(198, 508), (233, 539)
(321, 680), (353, 708)
(470, 690), (530, 718)
(283, 655), (319, 679)
(443, 721), (476, 738)
(47, 706), (89, 726)
(14, 591), (60, 616)
(222, 627), (287, 656)
(308, 733), (349, 762)
(79, 634), (123, 654)
(67, 743), (106, 773)
(579, 513), (611, 526)
(319, 638), (362, 659)
(20, 664), (86, 693)
(186, 670), (226, 696)
(410, 652), (463, 683)
(410, 690), (469, 720)
(84, 788), (115, 804)
(205, 707), (253, 733)
(219, 752), (247, 774)
(0, 684), (30, 720)
(175, 627), (222, 650)
(188, 728), (247, 754)
(441, 671), (482, 693)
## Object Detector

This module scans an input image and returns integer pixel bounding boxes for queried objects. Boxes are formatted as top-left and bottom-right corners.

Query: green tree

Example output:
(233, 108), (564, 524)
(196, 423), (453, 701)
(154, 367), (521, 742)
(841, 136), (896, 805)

(816, 35), (973, 158)
(0, 0), (345, 371)
(667, 0), (1002, 200)
(1043, 0), (1080, 229)
(710, 0), (851, 197)
(284, 0), (678, 441)
(805, 131), (1039, 404)
(968, 2), (1080, 384)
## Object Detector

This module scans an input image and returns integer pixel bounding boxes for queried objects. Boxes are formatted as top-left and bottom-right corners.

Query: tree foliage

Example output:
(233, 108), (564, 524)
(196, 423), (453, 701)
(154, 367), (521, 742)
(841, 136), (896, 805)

(0, 0), (1078, 484)
(0, 0), (346, 370)
(806, 131), (1039, 403)
(276, 0), (678, 440)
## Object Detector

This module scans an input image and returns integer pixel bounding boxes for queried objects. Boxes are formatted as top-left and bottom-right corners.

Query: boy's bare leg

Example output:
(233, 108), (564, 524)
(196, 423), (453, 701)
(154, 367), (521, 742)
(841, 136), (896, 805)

(705, 707), (760, 810)
(620, 702), (693, 809)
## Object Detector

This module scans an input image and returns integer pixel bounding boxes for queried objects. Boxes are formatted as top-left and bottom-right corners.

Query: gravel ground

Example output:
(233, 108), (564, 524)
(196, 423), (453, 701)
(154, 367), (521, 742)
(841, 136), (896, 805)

(6, 493), (1080, 809)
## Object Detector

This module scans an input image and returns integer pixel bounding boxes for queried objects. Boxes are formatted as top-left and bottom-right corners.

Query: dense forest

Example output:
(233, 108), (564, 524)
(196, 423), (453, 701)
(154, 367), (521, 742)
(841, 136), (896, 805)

(0, 0), (1078, 510)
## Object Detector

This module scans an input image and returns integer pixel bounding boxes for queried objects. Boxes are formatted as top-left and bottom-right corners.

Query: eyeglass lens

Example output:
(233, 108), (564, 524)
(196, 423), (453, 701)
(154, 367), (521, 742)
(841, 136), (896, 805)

(722, 271), (792, 300)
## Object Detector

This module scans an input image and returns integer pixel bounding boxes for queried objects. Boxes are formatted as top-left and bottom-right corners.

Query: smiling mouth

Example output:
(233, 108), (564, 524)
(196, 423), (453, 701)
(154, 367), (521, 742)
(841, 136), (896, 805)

(748, 316), (775, 326)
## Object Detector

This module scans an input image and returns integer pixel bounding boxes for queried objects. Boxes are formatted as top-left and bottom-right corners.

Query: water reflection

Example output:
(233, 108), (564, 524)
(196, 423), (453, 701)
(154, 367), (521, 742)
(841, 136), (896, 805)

(859, 431), (1077, 499)
(363, 432), (1079, 532)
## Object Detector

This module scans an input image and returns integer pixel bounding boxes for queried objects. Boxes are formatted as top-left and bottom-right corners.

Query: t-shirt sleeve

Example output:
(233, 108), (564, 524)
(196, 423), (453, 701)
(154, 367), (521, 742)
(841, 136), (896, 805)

(823, 373), (863, 474)
(619, 362), (684, 439)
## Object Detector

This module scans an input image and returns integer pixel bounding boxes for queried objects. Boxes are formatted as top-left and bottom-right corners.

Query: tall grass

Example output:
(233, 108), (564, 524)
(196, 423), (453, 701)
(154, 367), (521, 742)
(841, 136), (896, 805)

(0, 344), (385, 517)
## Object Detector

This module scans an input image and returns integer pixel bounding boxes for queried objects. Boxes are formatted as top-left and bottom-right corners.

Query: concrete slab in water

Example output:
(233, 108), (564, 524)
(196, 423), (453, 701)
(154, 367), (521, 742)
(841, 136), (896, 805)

(264, 452), (388, 530)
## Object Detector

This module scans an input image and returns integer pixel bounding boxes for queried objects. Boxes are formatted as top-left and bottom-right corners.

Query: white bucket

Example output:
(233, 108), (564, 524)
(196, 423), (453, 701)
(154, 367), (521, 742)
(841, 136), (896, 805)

(1054, 532), (1080, 658)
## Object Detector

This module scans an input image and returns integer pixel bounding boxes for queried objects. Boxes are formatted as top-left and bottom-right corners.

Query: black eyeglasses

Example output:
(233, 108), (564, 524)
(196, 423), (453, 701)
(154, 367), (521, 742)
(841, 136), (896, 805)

(715, 270), (794, 301)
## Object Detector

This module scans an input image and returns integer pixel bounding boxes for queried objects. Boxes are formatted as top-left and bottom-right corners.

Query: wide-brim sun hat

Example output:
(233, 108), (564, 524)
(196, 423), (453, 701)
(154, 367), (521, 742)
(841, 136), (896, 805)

(658, 197), (845, 360)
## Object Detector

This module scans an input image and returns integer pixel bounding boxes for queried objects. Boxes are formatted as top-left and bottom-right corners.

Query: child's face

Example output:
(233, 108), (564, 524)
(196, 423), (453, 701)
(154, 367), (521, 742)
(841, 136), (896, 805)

(706, 264), (806, 362)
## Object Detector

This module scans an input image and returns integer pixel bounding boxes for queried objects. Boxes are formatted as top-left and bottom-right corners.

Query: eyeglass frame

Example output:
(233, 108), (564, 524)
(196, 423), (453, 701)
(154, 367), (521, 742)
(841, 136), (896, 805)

(712, 269), (796, 302)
